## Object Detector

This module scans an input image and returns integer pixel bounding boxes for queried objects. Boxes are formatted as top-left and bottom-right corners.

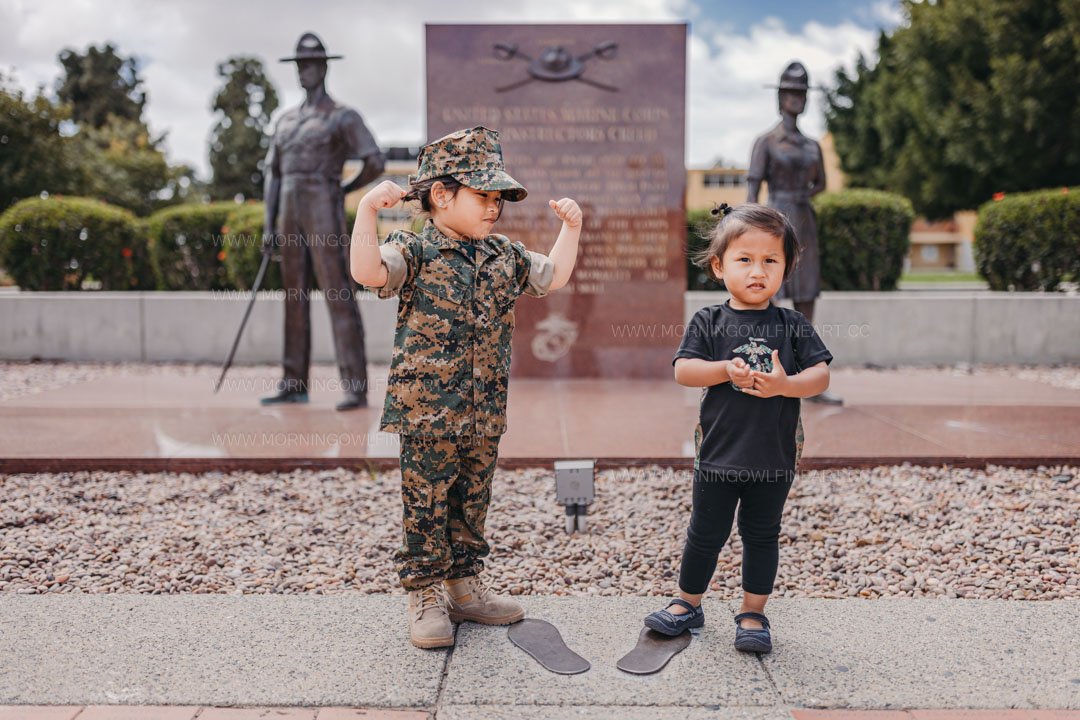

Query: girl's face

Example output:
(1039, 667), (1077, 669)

(710, 229), (786, 310)
(431, 184), (504, 241)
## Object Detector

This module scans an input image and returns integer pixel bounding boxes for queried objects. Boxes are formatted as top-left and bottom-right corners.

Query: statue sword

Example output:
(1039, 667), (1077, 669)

(213, 249), (272, 394)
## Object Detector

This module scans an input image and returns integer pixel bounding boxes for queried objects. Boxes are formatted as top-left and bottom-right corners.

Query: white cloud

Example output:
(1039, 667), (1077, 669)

(1, 0), (882, 177)
(857, 0), (904, 28)
(688, 16), (878, 168)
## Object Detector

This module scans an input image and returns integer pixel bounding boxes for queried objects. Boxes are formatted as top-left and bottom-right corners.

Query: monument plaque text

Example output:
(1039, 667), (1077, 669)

(426, 24), (687, 377)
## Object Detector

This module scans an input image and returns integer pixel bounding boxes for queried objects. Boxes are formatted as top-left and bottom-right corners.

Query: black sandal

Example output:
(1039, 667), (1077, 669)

(643, 598), (704, 636)
(733, 611), (772, 653)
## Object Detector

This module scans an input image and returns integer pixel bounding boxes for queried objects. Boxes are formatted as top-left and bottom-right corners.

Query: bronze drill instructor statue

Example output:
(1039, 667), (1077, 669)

(261, 32), (385, 411)
(748, 61), (842, 405)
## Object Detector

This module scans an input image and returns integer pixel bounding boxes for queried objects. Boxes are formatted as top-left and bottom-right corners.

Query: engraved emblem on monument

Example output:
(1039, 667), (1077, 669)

(494, 41), (619, 93)
(532, 313), (581, 362)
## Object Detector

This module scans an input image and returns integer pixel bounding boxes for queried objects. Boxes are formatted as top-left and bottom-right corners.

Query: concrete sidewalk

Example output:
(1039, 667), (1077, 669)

(1, 596), (1076, 716)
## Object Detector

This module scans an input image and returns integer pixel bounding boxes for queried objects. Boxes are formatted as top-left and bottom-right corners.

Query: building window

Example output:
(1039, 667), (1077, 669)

(703, 172), (746, 188)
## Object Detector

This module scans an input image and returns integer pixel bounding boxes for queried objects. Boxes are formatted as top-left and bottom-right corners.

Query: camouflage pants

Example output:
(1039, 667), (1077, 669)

(395, 434), (500, 590)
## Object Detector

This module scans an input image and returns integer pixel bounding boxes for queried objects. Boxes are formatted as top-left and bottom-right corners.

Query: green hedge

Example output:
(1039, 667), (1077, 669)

(814, 189), (914, 291)
(974, 188), (1079, 291)
(220, 203), (359, 291)
(686, 208), (719, 291)
(221, 204), (283, 291)
(685, 192), (913, 292)
(146, 202), (238, 290)
(0, 196), (152, 290)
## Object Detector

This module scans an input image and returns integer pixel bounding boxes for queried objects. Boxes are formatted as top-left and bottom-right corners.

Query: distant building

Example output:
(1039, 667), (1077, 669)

(685, 166), (751, 210)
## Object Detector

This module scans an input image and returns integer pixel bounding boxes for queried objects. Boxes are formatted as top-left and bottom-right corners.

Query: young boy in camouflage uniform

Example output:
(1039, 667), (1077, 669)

(350, 126), (582, 648)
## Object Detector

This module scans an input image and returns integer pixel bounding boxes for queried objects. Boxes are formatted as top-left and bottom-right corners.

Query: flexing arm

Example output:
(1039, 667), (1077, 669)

(546, 198), (582, 291)
(349, 180), (405, 287)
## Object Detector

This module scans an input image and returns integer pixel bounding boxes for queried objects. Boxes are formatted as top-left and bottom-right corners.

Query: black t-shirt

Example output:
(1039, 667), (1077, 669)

(674, 300), (833, 480)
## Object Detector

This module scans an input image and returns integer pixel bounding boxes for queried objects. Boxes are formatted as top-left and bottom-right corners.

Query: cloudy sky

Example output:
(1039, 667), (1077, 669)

(1, 0), (902, 180)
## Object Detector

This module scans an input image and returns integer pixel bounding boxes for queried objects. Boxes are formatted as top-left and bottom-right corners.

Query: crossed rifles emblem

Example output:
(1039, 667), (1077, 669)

(493, 41), (619, 93)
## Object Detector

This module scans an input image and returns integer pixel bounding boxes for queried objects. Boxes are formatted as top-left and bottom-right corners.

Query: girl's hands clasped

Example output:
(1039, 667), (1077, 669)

(728, 357), (754, 391)
(548, 198), (582, 228)
(740, 349), (790, 398)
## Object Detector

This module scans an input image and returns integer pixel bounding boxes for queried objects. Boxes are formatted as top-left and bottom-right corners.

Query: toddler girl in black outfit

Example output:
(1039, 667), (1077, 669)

(644, 203), (833, 654)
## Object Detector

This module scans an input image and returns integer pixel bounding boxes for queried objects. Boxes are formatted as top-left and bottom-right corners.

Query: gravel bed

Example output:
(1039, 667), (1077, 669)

(1, 465), (1075, 599)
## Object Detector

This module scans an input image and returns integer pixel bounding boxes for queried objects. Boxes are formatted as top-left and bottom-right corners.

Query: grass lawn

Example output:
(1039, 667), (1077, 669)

(900, 271), (983, 283)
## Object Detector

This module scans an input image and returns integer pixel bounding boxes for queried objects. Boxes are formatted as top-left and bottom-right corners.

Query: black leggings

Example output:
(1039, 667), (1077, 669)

(678, 468), (794, 596)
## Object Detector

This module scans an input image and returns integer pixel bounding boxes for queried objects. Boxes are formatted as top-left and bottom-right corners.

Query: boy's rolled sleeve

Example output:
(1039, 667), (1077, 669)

(523, 250), (555, 298)
(365, 231), (419, 299)
(372, 245), (407, 299)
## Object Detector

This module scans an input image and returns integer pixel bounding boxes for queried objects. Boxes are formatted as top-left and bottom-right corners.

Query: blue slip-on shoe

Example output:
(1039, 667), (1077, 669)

(733, 611), (772, 653)
(643, 598), (704, 636)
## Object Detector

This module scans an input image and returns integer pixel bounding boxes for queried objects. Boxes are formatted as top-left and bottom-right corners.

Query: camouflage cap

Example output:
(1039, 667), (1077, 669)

(411, 126), (527, 202)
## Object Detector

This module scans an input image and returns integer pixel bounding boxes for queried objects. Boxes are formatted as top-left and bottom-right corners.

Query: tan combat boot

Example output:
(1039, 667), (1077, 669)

(444, 575), (525, 625)
(407, 584), (454, 649)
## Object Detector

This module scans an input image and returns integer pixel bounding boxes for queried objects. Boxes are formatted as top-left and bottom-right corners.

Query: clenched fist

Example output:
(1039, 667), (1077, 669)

(361, 180), (406, 211)
(548, 197), (582, 228)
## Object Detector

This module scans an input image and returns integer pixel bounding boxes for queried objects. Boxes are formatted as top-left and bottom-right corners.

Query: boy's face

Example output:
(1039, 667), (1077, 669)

(711, 229), (786, 310)
(434, 184), (504, 241)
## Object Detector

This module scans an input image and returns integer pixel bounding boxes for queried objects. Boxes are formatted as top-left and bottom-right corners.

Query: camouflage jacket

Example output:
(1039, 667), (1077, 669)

(367, 220), (555, 436)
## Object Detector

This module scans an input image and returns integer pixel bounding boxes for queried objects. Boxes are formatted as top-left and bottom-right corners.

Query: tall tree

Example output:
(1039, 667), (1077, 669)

(826, 0), (1080, 219)
(67, 116), (174, 216)
(0, 74), (78, 211)
(208, 56), (278, 201)
(56, 43), (146, 129)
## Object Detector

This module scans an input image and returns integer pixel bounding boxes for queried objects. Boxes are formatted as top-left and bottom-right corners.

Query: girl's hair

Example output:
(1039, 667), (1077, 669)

(692, 203), (801, 283)
(402, 175), (464, 213)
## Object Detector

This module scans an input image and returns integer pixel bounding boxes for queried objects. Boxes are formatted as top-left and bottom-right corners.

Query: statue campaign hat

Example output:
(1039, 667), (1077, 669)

(280, 32), (343, 62)
(768, 61), (812, 91)
(410, 126), (527, 202)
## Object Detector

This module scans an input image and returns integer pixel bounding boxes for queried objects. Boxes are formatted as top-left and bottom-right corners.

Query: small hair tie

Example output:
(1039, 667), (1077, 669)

(710, 202), (734, 217)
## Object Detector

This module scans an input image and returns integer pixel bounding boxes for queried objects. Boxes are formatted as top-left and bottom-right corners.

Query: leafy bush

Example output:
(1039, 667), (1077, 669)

(685, 192), (914, 292)
(146, 202), (237, 290)
(0, 196), (151, 290)
(814, 189), (914, 291)
(221, 203), (282, 290)
(974, 188), (1078, 291)
(220, 203), (362, 291)
(686, 208), (719, 291)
